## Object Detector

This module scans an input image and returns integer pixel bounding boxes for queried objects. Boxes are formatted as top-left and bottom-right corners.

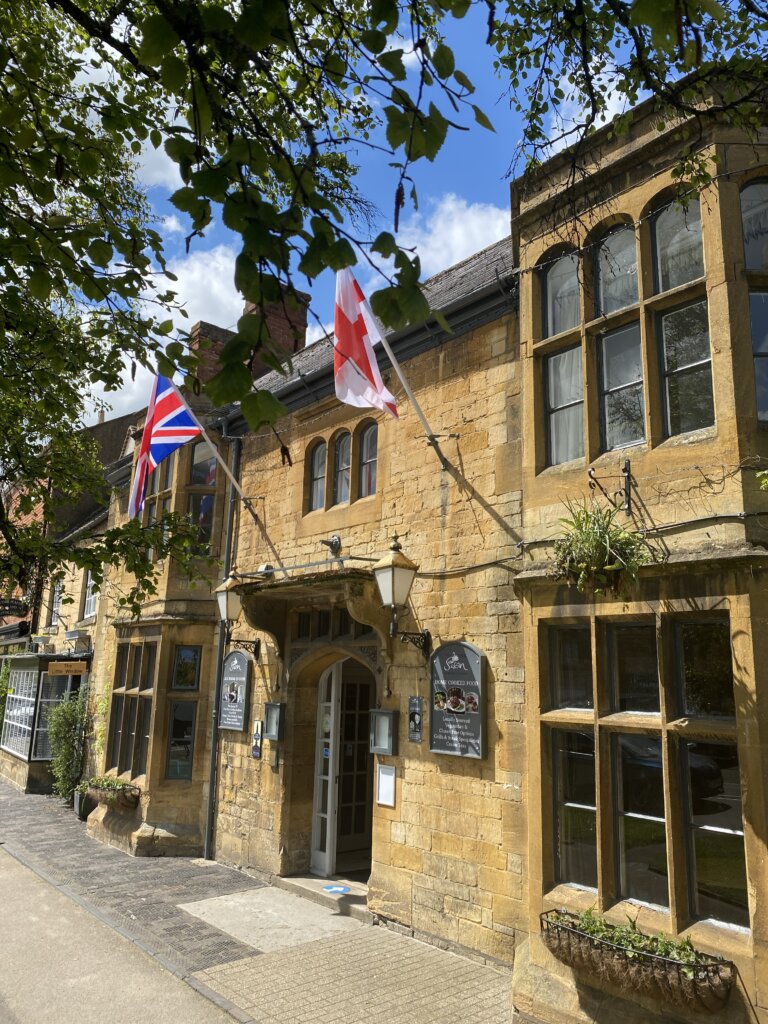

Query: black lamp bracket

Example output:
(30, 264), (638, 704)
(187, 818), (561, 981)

(223, 621), (261, 660)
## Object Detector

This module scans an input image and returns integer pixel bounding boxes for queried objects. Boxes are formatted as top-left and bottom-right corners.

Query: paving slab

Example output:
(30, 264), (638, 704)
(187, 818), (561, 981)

(179, 886), (363, 952)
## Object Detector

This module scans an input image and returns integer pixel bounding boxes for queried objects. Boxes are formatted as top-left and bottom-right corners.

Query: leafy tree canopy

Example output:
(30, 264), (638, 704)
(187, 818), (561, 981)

(0, 0), (764, 613)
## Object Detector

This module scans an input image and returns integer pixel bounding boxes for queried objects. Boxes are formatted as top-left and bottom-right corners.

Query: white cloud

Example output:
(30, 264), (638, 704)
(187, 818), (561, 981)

(546, 75), (633, 155)
(306, 320), (334, 345)
(138, 140), (183, 191)
(396, 193), (509, 279)
(161, 213), (186, 235)
(167, 243), (243, 332)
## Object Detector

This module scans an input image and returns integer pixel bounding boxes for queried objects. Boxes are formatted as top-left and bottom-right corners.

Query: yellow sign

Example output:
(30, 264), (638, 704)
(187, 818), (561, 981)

(47, 661), (87, 676)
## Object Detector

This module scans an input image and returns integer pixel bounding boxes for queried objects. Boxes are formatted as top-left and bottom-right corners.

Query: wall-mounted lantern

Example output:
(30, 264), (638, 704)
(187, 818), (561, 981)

(372, 536), (430, 657)
(214, 575), (261, 658)
(263, 701), (285, 741)
(369, 708), (399, 756)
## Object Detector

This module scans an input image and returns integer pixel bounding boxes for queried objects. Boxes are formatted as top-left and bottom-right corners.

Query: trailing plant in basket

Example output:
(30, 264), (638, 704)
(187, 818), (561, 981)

(552, 500), (650, 595)
(87, 775), (137, 793)
(555, 909), (701, 972)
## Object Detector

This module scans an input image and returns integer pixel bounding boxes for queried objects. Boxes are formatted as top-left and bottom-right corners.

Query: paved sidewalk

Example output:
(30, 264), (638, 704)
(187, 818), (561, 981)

(0, 781), (511, 1024)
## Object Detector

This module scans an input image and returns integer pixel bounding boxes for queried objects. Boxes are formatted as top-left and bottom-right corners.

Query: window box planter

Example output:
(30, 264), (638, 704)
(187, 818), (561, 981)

(540, 910), (734, 1013)
(87, 778), (141, 810)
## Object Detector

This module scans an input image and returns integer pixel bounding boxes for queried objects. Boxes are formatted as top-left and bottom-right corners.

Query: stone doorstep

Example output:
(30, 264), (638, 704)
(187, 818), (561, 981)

(271, 873), (374, 924)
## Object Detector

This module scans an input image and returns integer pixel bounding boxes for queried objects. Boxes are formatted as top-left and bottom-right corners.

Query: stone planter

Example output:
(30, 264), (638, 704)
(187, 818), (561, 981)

(540, 911), (734, 1013)
(88, 783), (141, 810)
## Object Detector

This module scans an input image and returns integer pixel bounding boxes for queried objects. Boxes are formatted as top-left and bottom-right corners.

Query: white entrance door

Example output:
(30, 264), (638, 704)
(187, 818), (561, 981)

(310, 662), (342, 876)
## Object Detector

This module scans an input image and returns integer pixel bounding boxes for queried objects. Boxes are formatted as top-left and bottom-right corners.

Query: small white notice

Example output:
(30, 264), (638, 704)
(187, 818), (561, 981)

(376, 763), (396, 807)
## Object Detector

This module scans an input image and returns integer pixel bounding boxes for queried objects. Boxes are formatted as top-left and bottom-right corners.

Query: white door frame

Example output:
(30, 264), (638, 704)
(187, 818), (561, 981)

(310, 661), (343, 876)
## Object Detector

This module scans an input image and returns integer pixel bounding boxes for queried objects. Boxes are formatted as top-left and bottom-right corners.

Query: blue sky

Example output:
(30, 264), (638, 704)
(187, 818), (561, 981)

(100, 8), (528, 418)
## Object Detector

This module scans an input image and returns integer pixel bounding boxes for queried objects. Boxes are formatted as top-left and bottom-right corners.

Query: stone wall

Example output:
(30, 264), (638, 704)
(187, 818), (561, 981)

(214, 309), (524, 963)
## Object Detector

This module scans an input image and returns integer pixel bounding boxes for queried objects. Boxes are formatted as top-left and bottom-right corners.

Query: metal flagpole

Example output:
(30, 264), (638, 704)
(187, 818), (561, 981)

(376, 333), (448, 470)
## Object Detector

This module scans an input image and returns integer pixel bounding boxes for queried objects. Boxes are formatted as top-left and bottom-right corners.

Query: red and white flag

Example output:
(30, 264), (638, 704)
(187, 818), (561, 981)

(334, 269), (398, 418)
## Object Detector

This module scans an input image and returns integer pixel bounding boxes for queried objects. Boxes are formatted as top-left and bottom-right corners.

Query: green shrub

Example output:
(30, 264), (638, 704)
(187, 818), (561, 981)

(86, 775), (137, 793)
(0, 663), (9, 735)
(48, 687), (88, 802)
(551, 908), (703, 967)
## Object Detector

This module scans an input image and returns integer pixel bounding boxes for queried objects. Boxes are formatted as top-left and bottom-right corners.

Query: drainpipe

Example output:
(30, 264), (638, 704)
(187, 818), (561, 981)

(204, 434), (241, 860)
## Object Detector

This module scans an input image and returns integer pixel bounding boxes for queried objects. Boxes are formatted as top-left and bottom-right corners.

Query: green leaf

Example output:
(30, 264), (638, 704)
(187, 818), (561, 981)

(472, 105), (495, 132)
(379, 49), (407, 81)
(432, 43), (455, 78)
(361, 29), (387, 53)
(139, 14), (180, 68)
(28, 268), (52, 302)
(205, 362), (253, 405)
(88, 239), (112, 268)
(241, 390), (286, 430)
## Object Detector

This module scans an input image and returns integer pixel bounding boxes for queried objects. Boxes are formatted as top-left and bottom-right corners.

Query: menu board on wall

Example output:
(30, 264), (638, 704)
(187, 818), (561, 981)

(429, 641), (486, 759)
(219, 651), (251, 730)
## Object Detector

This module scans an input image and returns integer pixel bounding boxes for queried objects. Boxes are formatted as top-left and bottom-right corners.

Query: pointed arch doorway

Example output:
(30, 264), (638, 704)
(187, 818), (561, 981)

(310, 657), (374, 877)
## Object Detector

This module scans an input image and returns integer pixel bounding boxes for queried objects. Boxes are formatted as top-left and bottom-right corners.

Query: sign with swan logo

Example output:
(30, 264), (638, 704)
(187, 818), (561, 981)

(219, 651), (251, 730)
(429, 641), (486, 758)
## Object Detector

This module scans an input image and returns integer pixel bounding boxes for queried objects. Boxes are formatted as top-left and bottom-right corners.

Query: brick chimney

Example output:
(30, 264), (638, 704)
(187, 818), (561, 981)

(189, 290), (309, 386)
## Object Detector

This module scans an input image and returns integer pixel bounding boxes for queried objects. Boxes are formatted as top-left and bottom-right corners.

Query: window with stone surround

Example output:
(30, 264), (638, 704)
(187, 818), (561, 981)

(106, 640), (157, 779)
(143, 450), (174, 560)
(304, 422), (380, 513)
(535, 194), (714, 470)
(543, 616), (748, 929)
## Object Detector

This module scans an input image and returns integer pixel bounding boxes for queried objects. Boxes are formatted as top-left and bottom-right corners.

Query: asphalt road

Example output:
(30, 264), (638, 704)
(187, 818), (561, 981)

(0, 847), (233, 1024)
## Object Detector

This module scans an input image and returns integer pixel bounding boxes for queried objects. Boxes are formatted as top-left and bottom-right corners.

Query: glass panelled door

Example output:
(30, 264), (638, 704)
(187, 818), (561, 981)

(311, 665), (341, 876)
(336, 659), (373, 863)
(311, 658), (374, 877)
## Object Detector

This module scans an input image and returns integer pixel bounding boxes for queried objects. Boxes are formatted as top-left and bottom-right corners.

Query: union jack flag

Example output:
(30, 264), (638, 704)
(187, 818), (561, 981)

(128, 375), (203, 518)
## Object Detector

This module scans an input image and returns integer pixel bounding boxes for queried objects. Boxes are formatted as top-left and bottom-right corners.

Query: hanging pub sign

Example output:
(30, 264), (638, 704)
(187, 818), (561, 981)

(219, 651), (251, 730)
(429, 641), (486, 759)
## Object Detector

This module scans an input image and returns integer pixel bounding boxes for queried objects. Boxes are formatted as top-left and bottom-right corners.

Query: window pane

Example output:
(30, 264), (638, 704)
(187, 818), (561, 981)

(333, 433), (351, 505)
(654, 200), (704, 292)
(602, 323), (642, 390)
(190, 442), (217, 486)
(167, 702), (195, 780)
(172, 646), (201, 690)
(545, 254), (579, 336)
(679, 622), (734, 717)
(661, 301), (710, 372)
(749, 292), (768, 355)
(740, 181), (768, 271)
(310, 443), (326, 511)
(554, 730), (597, 888)
(359, 425), (377, 498)
(129, 645), (142, 690)
(619, 815), (669, 906)
(691, 830), (748, 927)
(115, 645), (129, 689)
(106, 694), (123, 771)
(686, 742), (740, 828)
(749, 293), (768, 420)
(119, 697), (138, 774)
(612, 624), (659, 712)
(136, 699), (152, 776)
(549, 407), (584, 465)
(551, 627), (592, 709)
(140, 643), (156, 691)
(604, 385), (645, 449)
(616, 734), (668, 907)
(188, 493), (214, 544)
(618, 734), (666, 817)
(666, 364), (715, 436)
(555, 729), (596, 806)
(161, 450), (175, 490)
(597, 227), (638, 314)
(547, 346), (583, 408)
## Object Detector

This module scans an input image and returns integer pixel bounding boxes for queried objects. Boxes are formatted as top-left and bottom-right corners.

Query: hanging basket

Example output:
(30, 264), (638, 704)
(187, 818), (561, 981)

(540, 911), (734, 1013)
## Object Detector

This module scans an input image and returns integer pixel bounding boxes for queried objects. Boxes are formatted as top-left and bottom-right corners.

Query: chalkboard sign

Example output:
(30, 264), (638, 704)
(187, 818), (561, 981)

(219, 651), (251, 730)
(429, 642), (486, 758)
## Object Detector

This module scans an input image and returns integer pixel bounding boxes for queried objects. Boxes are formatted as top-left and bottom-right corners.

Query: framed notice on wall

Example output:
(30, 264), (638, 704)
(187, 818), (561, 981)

(429, 641), (486, 759)
(219, 651), (251, 730)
